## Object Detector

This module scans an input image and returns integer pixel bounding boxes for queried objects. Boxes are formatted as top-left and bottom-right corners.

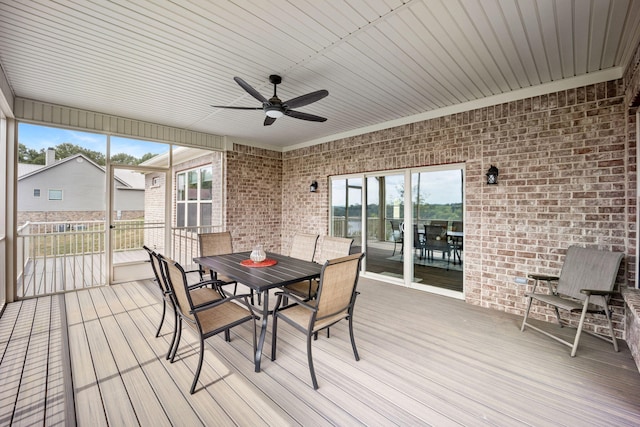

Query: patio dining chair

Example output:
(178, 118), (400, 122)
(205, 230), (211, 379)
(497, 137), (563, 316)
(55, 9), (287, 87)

(282, 233), (319, 299)
(520, 245), (624, 357)
(424, 224), (451, 270)
(198, 231), (246, 301)
(143, 245), (224, 359)
(283, 236), (354, 301)
(389, 220), (404, 256)
(271, 252), (365, 389)
(162, 257), (257, 394)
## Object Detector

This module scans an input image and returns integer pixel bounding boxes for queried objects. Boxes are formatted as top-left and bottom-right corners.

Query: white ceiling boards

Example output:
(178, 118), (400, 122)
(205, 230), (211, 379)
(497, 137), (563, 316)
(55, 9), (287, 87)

(1, 0), (639, 150)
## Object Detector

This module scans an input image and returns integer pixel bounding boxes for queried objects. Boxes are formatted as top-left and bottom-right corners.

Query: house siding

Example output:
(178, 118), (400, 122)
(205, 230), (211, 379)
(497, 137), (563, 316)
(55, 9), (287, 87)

(18, 158), (144, 225)
(224, 78), (636, 339)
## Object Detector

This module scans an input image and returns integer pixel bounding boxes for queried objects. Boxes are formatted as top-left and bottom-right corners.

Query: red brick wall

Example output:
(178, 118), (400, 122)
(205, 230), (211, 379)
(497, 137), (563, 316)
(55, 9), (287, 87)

(275, 79), (634, 335)
(225, 144), (283, 253)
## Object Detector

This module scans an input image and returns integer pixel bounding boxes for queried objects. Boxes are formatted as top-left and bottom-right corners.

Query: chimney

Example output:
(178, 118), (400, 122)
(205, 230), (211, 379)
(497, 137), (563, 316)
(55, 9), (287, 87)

(46, 147), (56, 165)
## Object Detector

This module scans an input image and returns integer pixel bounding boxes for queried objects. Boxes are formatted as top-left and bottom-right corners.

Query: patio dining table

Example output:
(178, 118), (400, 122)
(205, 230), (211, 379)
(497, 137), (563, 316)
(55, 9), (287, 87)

(194, 251), (322, 372)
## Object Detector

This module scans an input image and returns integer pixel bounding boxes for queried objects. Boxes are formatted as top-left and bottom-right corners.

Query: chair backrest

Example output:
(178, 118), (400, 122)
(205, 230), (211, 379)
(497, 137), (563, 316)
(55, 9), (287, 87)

(315, 253), (364, 320)
(425, 225), (445, 242)
(144, 245), (170, 294)
(162, 257), (196, 322)
(557, 246), (623, 303)
(199, 231), (233, 257)
(390, 220), (403, 240)
(289, 233), (319, 262)
(430, 220), (448, 229)
(198, 232), (233, 275)
(451, 221), (463, 232)
(413, 224), (423, 248)
(316, 236), (353, 264)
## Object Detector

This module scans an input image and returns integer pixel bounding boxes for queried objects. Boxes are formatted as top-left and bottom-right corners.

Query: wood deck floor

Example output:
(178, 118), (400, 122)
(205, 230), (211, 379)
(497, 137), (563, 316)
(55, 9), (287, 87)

(1, 277), (639, 426)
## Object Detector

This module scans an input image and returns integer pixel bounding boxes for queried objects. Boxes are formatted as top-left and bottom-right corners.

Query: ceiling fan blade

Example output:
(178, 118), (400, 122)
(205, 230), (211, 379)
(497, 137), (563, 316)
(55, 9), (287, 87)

(234, 77), (268, 103)
(285, 110), (327, 122)
(284, 90), (329, 109)
(263, 116), (277, 126)
(211, 105), (263, 110)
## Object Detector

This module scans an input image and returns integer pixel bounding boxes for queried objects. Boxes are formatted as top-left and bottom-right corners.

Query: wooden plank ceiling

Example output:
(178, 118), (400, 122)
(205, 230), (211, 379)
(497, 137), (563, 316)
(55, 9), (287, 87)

(1, 0), (639, 150)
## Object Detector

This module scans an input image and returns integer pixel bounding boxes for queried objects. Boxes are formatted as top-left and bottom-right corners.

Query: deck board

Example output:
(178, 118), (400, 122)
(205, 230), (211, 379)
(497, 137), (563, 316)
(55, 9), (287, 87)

(12, 297), (50, 426)
(1, 277), (640, 426)
(0, 300), (35, 426)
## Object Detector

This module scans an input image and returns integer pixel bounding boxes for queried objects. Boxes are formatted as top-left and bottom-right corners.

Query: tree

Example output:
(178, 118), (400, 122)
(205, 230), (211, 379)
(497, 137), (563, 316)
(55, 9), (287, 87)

(110, 153), (139, 165)
(18, 143), (45, 164)
(55, 142), (106, 165)
(138, 152), (157, 164)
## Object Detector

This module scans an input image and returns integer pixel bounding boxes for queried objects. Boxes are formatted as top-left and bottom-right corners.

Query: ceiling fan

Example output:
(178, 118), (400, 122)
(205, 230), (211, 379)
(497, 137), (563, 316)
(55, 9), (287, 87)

(212, 75), (328, 126)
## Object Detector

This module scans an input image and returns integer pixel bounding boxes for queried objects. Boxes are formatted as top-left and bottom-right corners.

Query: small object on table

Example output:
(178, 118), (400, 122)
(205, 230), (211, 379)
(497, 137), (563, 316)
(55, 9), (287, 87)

(240, 258), (278, 268)
(250, 244), (266, 262)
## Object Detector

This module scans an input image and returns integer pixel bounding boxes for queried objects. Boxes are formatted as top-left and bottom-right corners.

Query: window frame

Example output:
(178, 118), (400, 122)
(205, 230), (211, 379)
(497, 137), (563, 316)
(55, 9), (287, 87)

(48, 189), (63, 201)
(175, 165), (213, 228)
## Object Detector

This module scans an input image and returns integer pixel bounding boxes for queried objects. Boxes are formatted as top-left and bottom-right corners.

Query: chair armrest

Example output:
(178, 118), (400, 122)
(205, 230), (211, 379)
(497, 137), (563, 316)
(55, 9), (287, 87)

(190, 293), (254, 313)
(527, 274), (560, 294)
(187, 279), (225, 290)
(580, 289), (615, 296)
(527, 274), (559, 281)
(274, 290), (317, 311)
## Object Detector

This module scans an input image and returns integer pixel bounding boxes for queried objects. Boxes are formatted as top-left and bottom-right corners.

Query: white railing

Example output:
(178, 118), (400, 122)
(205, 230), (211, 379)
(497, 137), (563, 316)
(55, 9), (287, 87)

(17, 221), (107, 297)
(170, 225), (223, 269)
(15, 221), (223, 299)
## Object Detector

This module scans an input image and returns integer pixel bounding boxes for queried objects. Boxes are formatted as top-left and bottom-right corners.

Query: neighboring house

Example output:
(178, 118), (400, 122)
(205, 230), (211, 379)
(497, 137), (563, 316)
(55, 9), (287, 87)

(17, 149), (144, 226)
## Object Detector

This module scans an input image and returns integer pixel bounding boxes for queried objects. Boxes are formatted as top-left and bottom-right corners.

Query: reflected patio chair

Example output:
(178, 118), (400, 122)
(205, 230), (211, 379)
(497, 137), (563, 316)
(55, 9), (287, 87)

(450, 221), (464, 264)
(282, 233), (319, 299)
(424, 225), (451, 270)
(389, 220), (404, 256)
(413, 224), (427, 259)
(198, 231), (244, 299)
(521, 245), (624, 357)
(271, 253), (365, 389)
(143, 245), (224, 360)
(162, 257), (257, 394)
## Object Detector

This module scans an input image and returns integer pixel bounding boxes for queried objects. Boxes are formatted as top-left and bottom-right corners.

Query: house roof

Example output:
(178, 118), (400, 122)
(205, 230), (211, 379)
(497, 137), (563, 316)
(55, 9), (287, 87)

(1, 1), (639, 150)
(18, 154), (144, 189)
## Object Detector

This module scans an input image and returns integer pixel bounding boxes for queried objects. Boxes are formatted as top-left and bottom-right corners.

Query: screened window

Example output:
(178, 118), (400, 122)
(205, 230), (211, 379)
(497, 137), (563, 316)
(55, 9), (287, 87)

(176, 166), (213, 227)
(33, 188), (40, 197)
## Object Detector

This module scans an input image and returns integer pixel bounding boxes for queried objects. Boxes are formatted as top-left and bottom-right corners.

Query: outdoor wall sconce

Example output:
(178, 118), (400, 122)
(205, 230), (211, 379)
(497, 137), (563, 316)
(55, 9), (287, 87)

(310, 181), (318, 192)
(486, 165), (499, 185)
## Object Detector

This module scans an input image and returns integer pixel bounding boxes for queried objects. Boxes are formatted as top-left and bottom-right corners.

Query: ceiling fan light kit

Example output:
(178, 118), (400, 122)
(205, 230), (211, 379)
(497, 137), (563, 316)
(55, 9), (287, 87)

(212, 75), (328, 126)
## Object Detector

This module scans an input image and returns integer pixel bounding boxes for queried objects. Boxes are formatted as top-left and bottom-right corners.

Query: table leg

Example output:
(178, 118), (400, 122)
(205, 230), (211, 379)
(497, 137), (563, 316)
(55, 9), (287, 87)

(255, 290), (269, 372)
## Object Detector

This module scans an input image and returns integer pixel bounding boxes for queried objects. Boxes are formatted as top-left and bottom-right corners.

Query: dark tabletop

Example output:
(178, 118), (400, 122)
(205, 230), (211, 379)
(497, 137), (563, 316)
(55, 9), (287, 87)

(194, 251), (322, 292)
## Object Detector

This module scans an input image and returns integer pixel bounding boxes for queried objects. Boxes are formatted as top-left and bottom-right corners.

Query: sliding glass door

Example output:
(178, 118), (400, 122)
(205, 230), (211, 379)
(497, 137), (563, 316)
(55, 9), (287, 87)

(330, 164), (464, 296)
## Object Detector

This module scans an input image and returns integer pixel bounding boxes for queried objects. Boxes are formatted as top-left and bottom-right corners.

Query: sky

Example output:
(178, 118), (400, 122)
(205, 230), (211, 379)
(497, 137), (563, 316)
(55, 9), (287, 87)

(18, 123), (168, 159)
(332, 169), (463, 207)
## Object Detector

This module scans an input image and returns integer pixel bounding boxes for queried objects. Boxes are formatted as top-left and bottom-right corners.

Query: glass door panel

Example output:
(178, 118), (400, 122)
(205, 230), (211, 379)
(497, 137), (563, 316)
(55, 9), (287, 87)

(330, 178), (363, 247)
(411, 169), (463, 291)
(364, 174), (405, 279)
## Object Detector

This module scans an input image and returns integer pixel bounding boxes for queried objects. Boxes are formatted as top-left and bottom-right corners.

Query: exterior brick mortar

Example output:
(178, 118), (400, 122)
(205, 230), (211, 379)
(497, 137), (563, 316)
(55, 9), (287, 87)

(280, 79), (633, 338)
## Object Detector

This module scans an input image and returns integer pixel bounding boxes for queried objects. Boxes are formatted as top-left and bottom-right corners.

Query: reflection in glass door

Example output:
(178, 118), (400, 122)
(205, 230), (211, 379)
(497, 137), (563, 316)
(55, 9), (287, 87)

(330, 165), (463, 296)
(411, 168), (463, 292)
(364, 174), (405, 280)
(330, 178), (363, 248)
